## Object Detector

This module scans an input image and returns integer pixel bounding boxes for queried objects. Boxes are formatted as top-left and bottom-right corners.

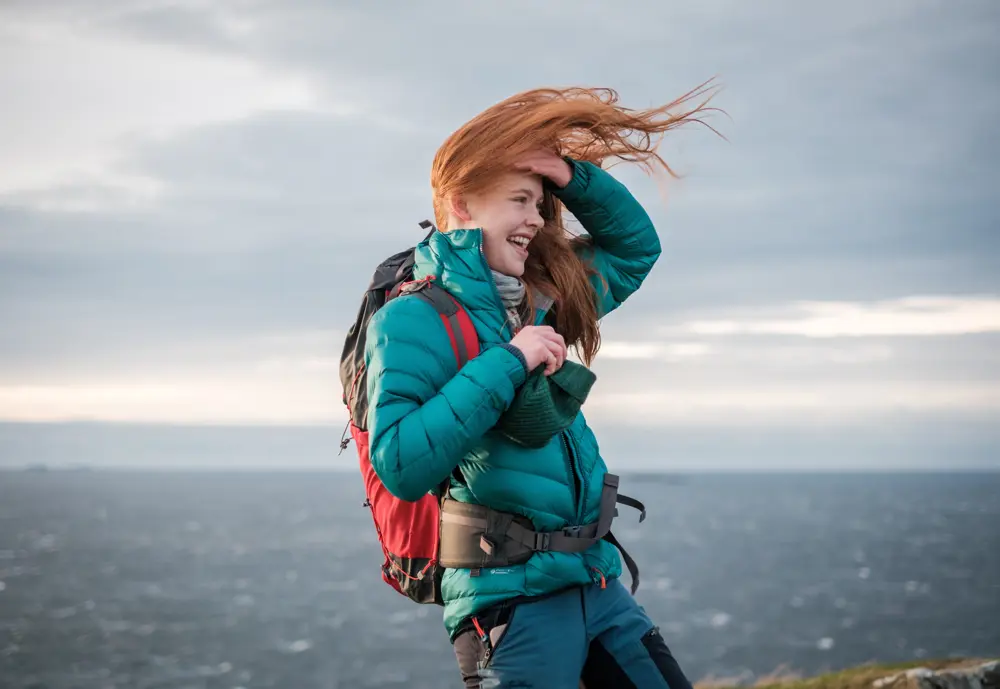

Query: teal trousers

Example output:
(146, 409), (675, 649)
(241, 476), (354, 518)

(452, 579), (693, 689)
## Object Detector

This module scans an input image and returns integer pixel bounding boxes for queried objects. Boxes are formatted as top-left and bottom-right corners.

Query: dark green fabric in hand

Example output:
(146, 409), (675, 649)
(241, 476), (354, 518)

(495, 360), (597, 448)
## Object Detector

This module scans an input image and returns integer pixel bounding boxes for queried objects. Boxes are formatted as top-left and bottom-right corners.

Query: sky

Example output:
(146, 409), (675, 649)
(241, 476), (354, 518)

(1, 0), (998, 470)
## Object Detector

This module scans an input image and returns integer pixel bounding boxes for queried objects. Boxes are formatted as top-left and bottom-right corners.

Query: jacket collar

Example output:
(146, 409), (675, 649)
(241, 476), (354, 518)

(412, 229), (552, 344)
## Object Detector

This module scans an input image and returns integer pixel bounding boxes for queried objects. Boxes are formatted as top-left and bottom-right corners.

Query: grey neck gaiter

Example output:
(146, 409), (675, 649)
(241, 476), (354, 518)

(492, 270), (526, 332)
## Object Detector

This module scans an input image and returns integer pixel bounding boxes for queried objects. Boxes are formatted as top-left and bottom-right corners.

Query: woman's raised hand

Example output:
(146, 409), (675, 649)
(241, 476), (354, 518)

(509, 325), (567, 376)
(514, 150), (573, 189)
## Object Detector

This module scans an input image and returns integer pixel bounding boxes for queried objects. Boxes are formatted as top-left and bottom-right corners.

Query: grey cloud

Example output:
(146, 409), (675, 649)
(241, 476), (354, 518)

(587, 332), (1000, 391)
(2, 111), (446, 370)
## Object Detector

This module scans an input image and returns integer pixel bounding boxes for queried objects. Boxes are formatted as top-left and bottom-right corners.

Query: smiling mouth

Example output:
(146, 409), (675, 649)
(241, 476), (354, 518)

(508, 236), (531, 252)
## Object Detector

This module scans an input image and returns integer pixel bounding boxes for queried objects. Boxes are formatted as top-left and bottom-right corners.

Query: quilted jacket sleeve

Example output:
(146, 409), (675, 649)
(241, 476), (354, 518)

(553, 159), (662, 319)
(364, 296), (528, 502)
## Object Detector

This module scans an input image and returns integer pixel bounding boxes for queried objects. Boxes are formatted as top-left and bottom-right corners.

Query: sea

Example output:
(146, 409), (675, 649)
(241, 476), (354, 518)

(0, 470), (997, 689)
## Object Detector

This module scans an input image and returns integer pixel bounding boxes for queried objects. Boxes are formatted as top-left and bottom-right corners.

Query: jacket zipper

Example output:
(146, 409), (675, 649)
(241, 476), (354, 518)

(478, 232), (583, 525)
(475, 230), (547, 335)
(562, 431), (582, 522)
(478, 238), (512, 340)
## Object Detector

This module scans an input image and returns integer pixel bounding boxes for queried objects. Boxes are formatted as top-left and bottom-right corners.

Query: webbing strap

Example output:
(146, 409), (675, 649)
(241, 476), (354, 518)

(615, 493), (647, 523)
(604, 531), (640, 594)
(504, 520), (599, 554)
(500, 473), (622, 554)
(412, 282), (459, 316)
(596, 473), (620, 537)
(407, 283), (471, 367)
(391, 278), (478, 501)
(437, 473), (646, 573)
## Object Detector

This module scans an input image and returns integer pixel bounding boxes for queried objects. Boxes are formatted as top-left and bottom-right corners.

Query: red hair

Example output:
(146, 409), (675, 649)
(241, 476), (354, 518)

(431, 82), (722, 364)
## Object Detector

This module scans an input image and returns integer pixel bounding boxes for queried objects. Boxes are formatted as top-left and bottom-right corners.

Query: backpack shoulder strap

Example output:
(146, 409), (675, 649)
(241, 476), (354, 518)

(394, 278), (479, 498)
(400, 279), (479, 368)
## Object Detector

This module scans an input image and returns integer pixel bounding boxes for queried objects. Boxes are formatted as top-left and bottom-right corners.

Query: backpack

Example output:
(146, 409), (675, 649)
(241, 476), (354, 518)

(338, 220), (480, 605)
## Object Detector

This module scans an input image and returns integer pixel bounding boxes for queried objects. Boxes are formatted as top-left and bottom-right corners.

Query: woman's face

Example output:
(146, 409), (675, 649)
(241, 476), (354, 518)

(464, 171), (546, 278)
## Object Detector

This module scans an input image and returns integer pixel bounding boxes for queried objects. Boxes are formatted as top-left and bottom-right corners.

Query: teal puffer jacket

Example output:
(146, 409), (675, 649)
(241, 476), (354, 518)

(364, 159), (661, 640)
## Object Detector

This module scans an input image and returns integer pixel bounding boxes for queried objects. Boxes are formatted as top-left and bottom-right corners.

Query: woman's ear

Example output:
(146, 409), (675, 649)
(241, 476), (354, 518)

(448, 194), (473, 224)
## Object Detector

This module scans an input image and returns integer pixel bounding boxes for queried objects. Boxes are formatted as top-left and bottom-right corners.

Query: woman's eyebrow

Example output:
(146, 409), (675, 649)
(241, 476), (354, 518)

(510, 187), (540, 199)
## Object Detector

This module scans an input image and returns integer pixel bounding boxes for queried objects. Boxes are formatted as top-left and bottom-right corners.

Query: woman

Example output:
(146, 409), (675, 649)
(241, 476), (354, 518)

(364, 85), (717, 688)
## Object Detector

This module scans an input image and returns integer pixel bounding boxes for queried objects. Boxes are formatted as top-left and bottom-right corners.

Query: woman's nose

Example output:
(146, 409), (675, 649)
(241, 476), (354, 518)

(528, 209), (544, 229)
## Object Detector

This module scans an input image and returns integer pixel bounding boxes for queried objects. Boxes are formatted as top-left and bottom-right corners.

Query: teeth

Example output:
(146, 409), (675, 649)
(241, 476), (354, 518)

(508, 237), (529, 248)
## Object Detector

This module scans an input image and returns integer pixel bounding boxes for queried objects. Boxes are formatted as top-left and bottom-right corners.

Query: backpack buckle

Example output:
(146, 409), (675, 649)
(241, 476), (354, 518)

(400, 276), (434, 294)
(532, 532), (551, 551)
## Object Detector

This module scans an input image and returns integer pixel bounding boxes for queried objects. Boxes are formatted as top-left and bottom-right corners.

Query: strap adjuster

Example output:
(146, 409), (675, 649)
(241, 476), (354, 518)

(400, 279), (430, 294)
(479, 535), (496, 555)
(563, 525), (584, 538)
(532, 532), (551, 550)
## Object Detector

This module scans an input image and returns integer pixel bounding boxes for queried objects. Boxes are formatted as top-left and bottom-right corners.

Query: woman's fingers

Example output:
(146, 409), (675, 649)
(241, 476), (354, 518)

(536, 326), (565, 350)
(514, 326), (568, 375)
(543, 348), (558, 376)
(543, 338), (566, 375)
(514, 151), (572, 188)
(543, 330), (567, 367)
(552, 339), (566, 369)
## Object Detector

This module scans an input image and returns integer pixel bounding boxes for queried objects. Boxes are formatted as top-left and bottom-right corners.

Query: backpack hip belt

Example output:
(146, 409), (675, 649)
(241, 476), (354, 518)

(438, 472), (646, 593)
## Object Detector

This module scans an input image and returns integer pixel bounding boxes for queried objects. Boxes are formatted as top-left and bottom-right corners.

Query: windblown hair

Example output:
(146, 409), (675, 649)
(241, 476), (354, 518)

(430, 82), (722, 365)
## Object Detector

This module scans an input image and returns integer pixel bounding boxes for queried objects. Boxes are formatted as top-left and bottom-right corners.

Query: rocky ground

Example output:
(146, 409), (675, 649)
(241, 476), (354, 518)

(697, 658), (999, 689)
